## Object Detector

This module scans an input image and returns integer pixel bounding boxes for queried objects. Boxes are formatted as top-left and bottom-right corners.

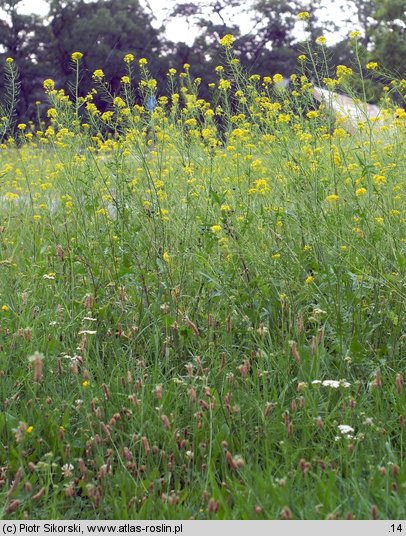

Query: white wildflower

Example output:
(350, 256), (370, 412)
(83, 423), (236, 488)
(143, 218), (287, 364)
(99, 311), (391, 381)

(338, 424), (354, 438)
(61, 463), (74, 477)
(322, 380), (341, 388)
(312, 379), (351, 388)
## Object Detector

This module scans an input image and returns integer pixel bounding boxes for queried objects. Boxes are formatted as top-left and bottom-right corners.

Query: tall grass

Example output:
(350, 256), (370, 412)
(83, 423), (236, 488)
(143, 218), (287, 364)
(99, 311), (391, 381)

(0, 35), (405, 520)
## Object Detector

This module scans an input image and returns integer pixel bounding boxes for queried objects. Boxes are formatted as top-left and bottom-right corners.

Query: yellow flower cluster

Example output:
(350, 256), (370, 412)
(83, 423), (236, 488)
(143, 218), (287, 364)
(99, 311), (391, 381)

(219, 34), (235, 48)
(43, 79), (55, 91)
(71, 51), (83, 62)
(366, 62), (378, 70)
(92, 69), (105, 80)
(297, 12), (310, 20)
(123, 53), (135, 64)
(336, 65), (353, 78)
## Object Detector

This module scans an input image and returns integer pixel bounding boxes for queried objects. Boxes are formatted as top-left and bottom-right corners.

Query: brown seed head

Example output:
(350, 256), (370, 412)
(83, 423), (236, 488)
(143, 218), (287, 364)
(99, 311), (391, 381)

(280, 506), (293, 520)
(6, 500), (21, 514)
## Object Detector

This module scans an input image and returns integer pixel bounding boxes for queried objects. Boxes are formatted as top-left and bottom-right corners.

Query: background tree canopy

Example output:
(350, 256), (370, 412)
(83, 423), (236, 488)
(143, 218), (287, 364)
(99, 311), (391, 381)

(0, 0), (405, 120)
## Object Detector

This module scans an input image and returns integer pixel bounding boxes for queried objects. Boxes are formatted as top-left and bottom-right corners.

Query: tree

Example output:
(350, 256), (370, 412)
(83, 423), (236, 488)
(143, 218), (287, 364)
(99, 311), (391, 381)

(1, 0), (170, 121)
(170, 0), (310, 78)
(45, 0), (168, 94)
(333, 0), (405, 76)
(0, 0), (51, 117)
(369, 0), (406, 76)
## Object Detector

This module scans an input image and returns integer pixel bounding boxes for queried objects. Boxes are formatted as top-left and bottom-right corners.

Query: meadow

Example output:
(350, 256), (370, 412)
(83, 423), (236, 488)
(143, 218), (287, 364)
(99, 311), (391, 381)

(0, 37), (405, 519)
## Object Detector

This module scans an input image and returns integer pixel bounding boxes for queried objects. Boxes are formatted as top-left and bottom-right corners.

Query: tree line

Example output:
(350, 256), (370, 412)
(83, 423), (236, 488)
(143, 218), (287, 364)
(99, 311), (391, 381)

(0, 0), (405, 121)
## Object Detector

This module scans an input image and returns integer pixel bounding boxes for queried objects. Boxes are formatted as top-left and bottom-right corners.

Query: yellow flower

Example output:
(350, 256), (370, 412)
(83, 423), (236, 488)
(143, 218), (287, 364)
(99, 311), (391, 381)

(113, 96), (126, 108)
(26, 426), (33, 434)
(373, 174), (386, 185)
(121, 75), (130, 84)
(123, 53), (135, 64)
(272, 253), (281, 260)
(139, 58), (148, 67)
(219, 79), (231, 90)
(305, 275), (314, 284)
(163, 252), (170, 263)
(86, 102), (100, 115)
(315, 36), (327, 45)
(6, 57), (14, 63)
(1, 305), (9, 312)
(254, 178), (269, 192)
(273, 73), (283, 84)
(326, 194), (339, 202)
(353, 227), (364, 238)
(324, 77), (338, 88)
(395, 107), (406, 119)
(336, 65), (353, 78)
(168, 68), (177, 76)
(71, 51), (83, 62)
(43, 79), (55, 91)
(307, 111), (318, 119)
(17, 123), (27, 130)
(92, 69), (104, 80)
(82, 380), (90, 388)
(366, 62), (378, 70)
(219, 34), (235, 48)
(5, 192), (19, 201)
(101, 111), (114, 121)
(211, 224), (222, 233)
(47, 108), (58, 119)
(297, 12), (310, 20)
(277, 113), (291, 123)
(298, 55), (306, 62)
(349, 30), (361, 40)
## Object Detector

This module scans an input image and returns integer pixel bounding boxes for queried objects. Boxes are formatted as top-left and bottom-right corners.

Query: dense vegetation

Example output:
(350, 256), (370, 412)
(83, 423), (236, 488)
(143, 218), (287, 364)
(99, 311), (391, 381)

(0, 31), (405, 519)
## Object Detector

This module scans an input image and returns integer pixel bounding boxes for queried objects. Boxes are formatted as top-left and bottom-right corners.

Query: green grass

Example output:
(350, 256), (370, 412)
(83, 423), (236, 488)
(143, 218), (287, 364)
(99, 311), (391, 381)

(0, 49), (405, 520)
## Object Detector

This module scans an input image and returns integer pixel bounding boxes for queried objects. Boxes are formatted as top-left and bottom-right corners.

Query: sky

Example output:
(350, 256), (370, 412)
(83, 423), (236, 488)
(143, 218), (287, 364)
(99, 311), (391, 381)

(19, 0), (360, 45)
